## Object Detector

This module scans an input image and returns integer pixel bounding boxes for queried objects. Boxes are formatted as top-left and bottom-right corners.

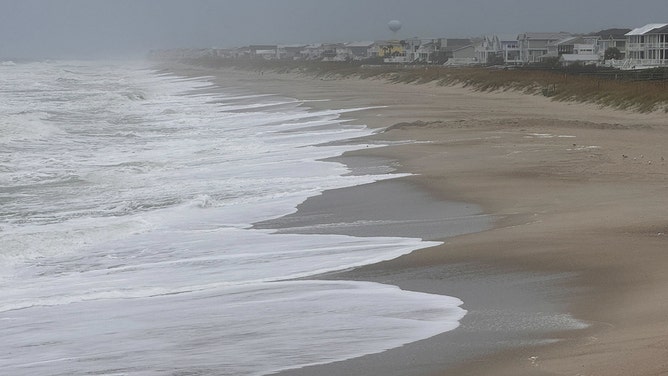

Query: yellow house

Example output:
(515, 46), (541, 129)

(375, 41), (406, 57)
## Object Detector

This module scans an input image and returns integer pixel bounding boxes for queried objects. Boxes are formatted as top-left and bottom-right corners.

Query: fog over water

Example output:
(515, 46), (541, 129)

(1, 0), (667, 59)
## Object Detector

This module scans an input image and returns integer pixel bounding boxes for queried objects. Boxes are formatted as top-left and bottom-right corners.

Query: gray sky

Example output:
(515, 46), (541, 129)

(1, 0), (667, 59)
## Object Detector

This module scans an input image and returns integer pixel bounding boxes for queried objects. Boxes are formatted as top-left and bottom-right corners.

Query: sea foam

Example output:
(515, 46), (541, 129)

(0, 61), (468, 375)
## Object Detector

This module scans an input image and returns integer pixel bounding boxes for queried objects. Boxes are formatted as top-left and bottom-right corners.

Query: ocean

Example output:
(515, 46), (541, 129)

(1, 61), (467, 376)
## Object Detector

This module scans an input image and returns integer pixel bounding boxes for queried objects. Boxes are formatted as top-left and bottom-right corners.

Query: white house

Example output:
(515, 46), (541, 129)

(475, 34), (524, 65)
(414, 40), (440, 63)
(402, 38), (424, 62)
(498, 35), (522, 64)
(625, 23), (668, 68)
(475, 35), (501, 63)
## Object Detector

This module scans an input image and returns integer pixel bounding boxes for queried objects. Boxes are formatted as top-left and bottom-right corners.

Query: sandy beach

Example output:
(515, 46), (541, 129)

(167, 64), (668, 375)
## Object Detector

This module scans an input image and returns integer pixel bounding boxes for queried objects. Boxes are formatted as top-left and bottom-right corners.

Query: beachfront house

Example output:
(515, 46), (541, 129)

(249, 45), (279, 60)
(452, 44), (475, 59)
(296, 44), (348, 61)
(277, 45), (307, 60)
(415, 39), (441, 63)
(445, 44), (478, 66)
(373, 40), (409, 63)
(625, 23), (668, 68)
(210, 48), (247, 59)
(299, 44), (324, 60)
(501, 35), (523, 64)
(475, 34), (522, 65)
(593, 28), (630, 60)
(401, 38), (423, 62)
(398, 38), (441, 63)
(550, 36), (600, 55)
(518, 32), (572, 63)
(343, 41), (375, 60)
(319, 44), (346, 61)
(549, 36), (602, 66)
(475, 35), (501, 64)
(375, 38), (457, 64)
(438, 38), (474, 60)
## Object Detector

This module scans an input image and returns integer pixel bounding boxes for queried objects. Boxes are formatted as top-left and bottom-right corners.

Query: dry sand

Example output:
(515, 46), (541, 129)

(168, 64), (668, 375)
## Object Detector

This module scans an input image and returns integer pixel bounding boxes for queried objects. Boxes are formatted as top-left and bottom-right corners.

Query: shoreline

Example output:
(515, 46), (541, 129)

(259, 175), (587, 376)
(164, 63), (668, 375)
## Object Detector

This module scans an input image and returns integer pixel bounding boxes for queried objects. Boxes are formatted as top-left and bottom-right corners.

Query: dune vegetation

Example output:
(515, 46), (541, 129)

(186, 57), (668, 113)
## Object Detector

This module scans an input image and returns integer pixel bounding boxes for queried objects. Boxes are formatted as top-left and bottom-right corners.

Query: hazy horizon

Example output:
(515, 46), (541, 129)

(1, 0), (667, 59)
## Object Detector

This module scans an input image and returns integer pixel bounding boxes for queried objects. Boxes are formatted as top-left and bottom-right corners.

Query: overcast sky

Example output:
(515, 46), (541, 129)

(1, 0), (667, 59)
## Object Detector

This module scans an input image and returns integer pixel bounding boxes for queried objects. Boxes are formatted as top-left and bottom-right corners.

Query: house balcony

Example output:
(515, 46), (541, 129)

(627, 42), (668, 50)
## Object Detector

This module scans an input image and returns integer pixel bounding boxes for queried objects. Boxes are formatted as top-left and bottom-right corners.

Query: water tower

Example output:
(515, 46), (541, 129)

(388, 20), (402, 36)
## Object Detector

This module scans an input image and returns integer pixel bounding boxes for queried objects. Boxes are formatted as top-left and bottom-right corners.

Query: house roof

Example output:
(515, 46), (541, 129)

(626, 23), (668, 36)
(346, 41), (375, 47)
(553, 36), (581, 45)
(651, 24), (668, 34)
(453, 45), (474, 52)
(550, 36), (600, 46)
(591, 28), (631, 39)
(497, 34), (519, 42)
(442, 38), (472, 47)
(418, 41), (438, 48)
(520, 32), (571, 40)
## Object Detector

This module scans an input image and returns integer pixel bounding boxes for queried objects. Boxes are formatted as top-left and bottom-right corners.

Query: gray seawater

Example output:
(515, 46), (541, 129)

(0, 61), (469, 375)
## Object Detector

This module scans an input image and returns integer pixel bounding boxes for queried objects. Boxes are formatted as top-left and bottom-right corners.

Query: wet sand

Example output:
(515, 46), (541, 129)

(256, 174), (585, 376)
(166, 63), (668, 376)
